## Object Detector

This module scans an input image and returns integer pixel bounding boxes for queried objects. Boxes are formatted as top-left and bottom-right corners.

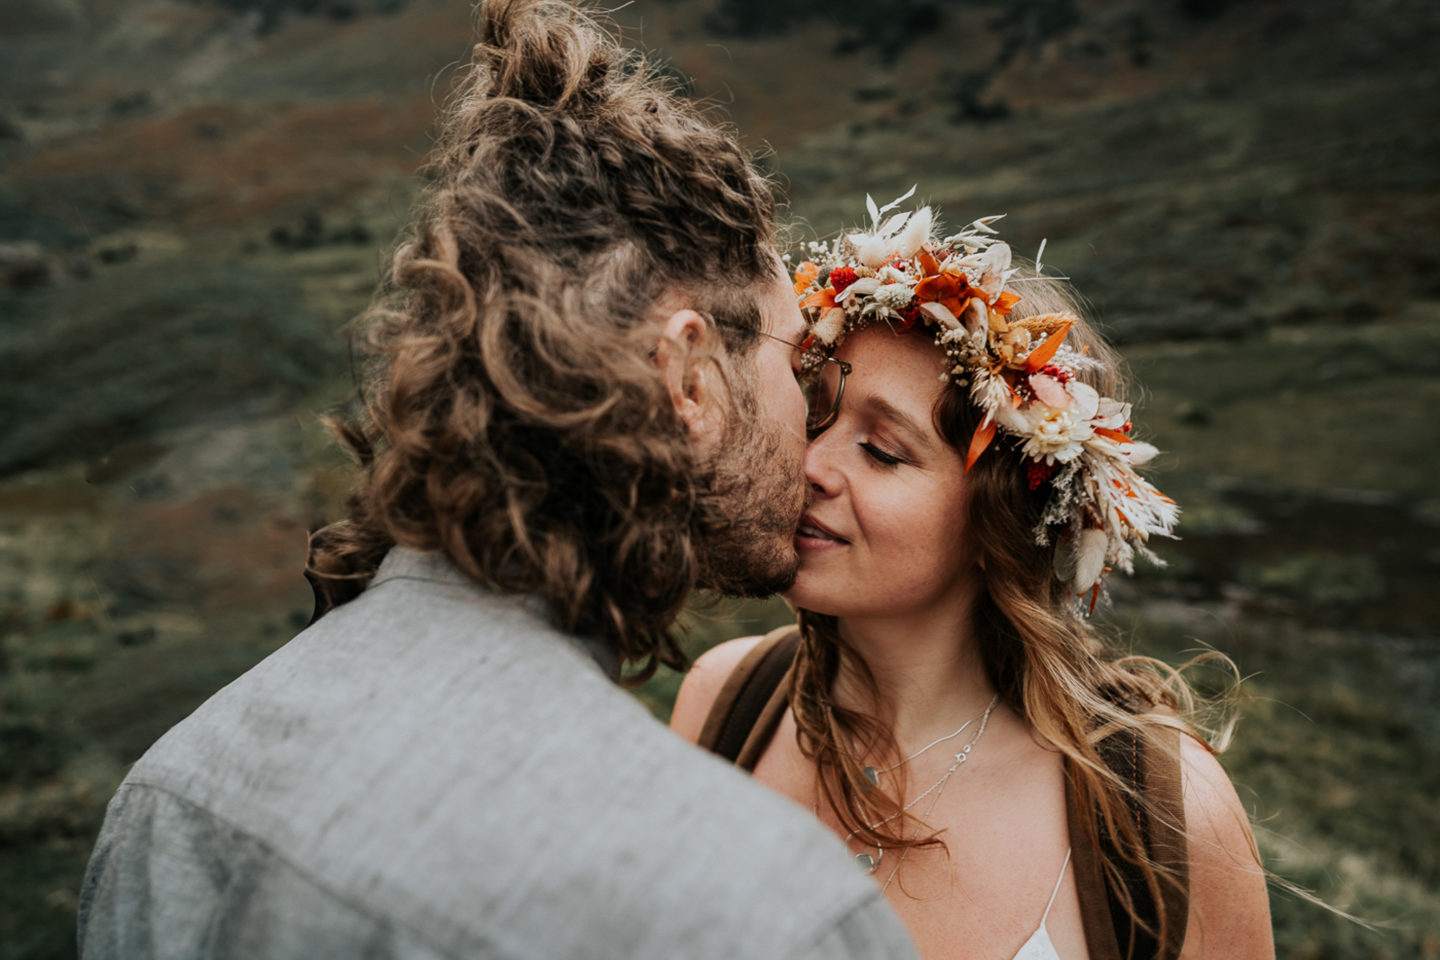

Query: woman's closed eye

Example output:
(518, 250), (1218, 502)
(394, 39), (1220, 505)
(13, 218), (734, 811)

(860, 442), (905, 467)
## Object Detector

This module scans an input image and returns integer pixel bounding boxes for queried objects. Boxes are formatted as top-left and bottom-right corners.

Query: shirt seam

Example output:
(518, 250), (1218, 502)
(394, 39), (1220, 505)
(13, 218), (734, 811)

(111, 779), (530, 960)
(113, 779), (887, 960)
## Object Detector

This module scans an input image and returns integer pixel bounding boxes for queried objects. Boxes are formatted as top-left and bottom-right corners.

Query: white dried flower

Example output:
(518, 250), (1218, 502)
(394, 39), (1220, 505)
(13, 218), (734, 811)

(893, 206), (932, 260)
(919, 301), (959, 327)
(812, 307), (847, 345)
(1092, 397), (1129, 431)
(853, 234), (892, 269)
(1070, 528), (1110, 592)
(847, 192), (934, 268)
(1021, 408), (1093, 464)
(872, 282), (916, 312)
(1065, 380), (1100, 420)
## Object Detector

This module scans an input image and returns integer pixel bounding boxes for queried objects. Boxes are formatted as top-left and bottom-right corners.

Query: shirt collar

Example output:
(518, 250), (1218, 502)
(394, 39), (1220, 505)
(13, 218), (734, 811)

(369, 547), (623, 680)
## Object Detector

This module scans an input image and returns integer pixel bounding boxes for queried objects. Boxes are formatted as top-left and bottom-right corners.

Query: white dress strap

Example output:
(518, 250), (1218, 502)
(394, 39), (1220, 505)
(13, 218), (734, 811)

(1009, 849), (1074, 960)
(1041, 848), (1073, 924)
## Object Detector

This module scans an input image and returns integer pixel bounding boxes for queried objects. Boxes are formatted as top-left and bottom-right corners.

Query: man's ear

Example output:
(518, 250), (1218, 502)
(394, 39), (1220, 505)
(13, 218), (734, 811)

(654, 308), (724, 442)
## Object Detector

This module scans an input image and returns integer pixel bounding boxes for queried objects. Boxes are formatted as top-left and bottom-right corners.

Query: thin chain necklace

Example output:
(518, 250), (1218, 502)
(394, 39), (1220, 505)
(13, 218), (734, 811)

(845, 694), (1000, 878)
(862, 696), (995, 786)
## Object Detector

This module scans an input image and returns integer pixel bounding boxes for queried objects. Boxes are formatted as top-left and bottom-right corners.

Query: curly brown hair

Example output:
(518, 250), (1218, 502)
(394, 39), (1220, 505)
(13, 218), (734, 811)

(308, 0), (782, 678)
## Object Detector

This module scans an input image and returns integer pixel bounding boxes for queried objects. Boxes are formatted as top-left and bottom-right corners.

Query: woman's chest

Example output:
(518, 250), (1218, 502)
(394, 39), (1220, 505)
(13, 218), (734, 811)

(879, 834), (1088, 960)
(752, 713), (1092, 960)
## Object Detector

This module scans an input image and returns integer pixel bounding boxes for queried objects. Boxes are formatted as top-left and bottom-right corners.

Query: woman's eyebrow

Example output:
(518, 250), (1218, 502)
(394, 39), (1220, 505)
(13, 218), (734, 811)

(861, 395), (935, 451)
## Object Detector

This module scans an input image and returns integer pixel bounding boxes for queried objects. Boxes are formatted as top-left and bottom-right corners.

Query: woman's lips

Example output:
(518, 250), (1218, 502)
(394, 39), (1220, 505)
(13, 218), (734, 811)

(796, 515), (848, 546)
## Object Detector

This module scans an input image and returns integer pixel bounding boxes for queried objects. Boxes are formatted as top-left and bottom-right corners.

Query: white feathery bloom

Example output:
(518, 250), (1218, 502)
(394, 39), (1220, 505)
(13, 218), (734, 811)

(852, 234), (892, 269)
(872, 282), (916, 312)
(812, 307), (847, 345)
(953, 242), (1012, 301)
(848, 196), (934, 269)
(1070, 528), (1111, 592)
(1121, 439), (1159, 466)
(893, 206), (932, 260)
(1085, 455), (1180, 546)
(969, 369), (1015, 426)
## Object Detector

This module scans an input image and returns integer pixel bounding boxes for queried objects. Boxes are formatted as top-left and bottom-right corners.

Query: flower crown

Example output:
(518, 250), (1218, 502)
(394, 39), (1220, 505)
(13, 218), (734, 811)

(791, 188), (1179, 607)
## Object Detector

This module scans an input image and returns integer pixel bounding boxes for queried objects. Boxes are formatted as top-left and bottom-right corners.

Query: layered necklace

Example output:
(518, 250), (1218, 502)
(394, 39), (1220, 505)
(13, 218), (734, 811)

(845, 694), (1000, 890)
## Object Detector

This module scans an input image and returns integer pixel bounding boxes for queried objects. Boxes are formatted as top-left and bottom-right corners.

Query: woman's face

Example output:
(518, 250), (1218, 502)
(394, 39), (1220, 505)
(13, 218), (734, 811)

(786, 325), (981, 622)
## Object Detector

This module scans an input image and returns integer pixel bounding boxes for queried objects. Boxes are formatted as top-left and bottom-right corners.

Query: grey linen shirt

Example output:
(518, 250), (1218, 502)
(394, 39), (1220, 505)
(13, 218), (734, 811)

(78, 548), (917, 960)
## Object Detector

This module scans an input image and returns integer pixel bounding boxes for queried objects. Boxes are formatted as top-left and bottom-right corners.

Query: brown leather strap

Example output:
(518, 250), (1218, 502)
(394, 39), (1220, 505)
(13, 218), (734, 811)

(1067, 725), (1190, 960)
(699, 629), (1190, 959)
(695, 625), (799, 770)
(1144, 727), (1190, 960)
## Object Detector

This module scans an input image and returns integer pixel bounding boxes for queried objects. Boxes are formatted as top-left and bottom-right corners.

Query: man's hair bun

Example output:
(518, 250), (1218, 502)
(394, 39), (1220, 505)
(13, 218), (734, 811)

(475, 0), (617, 112)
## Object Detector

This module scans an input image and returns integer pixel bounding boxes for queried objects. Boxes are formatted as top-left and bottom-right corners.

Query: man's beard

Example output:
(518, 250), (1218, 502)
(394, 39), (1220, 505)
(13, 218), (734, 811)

(694, 414), (805, 598)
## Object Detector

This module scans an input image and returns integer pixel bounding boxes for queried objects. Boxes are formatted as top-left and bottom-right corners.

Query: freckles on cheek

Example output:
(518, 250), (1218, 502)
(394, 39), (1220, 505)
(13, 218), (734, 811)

(882, 505), (967, 591)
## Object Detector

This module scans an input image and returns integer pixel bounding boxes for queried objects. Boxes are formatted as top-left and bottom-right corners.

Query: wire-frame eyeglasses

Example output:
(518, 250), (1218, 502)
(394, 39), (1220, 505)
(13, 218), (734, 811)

(755, 330), (850, 435)
(800, 356), (850, 435)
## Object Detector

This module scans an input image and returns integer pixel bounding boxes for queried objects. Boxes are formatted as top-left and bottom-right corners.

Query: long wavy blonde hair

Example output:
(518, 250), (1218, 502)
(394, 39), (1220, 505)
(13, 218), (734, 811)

(789, 267), (1235, 949)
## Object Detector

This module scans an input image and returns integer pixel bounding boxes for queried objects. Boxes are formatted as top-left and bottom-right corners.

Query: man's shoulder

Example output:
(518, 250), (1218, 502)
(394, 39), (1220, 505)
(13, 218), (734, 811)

(80, 781), (462, 959)
(85, 771), (913, 960)
(100, 687), (909, 960)
(97, 555), (913, 959)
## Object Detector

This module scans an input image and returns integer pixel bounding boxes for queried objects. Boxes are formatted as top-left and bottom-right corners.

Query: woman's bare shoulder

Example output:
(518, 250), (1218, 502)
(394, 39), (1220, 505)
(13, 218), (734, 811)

(667, 635), (770, 744)
(1177, 734), (1275, 959)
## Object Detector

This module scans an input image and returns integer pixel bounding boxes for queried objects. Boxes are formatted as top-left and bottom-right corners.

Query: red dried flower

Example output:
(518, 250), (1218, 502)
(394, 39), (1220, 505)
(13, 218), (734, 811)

(1026, 459), (1057, 490)
(829, 266), (858, 293)
(1037, 363), (1072, 383)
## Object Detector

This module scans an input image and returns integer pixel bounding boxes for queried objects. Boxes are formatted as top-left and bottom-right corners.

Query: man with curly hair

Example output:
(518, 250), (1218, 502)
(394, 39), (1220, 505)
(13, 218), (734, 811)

(76, 1), (917, 958)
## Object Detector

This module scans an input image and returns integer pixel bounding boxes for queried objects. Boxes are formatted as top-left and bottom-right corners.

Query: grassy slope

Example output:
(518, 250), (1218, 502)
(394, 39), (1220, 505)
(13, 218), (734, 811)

(2, 0), (1437, 956)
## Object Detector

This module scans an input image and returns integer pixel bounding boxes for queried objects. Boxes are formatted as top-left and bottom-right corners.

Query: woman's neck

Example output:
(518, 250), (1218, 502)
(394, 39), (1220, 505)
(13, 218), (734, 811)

(830, 582), (997, 751)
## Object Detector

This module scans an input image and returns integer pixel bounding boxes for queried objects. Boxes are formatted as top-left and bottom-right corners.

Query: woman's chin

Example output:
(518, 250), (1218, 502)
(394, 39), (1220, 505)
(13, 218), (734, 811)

(782, 572), (840, 617)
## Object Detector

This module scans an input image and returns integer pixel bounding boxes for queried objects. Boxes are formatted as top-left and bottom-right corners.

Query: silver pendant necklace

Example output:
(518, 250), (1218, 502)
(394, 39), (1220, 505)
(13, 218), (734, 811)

(861, 697), (993, 788)
(846, 694), (1000, 877)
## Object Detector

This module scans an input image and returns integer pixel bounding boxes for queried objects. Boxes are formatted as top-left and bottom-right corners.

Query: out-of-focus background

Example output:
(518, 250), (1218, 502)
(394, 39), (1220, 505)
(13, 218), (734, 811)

(1, 0), (1436, 956)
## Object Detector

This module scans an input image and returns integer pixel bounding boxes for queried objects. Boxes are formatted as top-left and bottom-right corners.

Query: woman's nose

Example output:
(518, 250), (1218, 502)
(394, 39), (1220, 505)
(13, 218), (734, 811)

(803, 428), (843, 497)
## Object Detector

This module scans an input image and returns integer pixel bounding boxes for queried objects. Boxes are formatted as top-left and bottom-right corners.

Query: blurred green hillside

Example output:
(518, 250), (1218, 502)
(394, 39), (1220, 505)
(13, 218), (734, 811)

(2, 0), (1437, 957)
